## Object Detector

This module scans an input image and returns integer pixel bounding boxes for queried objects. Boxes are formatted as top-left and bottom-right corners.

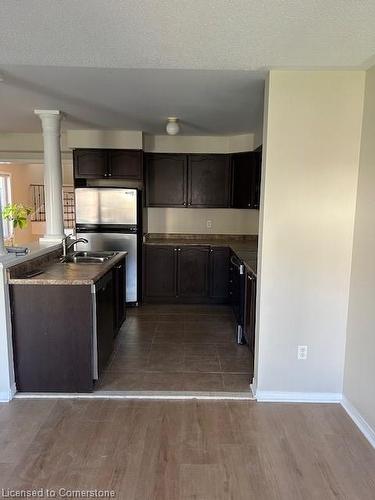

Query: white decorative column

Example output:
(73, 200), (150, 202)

(34, 110), (65, 242)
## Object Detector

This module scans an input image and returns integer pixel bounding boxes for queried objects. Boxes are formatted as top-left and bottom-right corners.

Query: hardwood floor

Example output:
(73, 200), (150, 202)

(0, 399), (374, 499)
(96, 304), (253, 393)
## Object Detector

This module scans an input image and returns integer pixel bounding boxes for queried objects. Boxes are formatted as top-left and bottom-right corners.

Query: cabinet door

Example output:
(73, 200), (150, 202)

(96, 271), (115, 375)
(74, 149), (108, 179)
(209, 246), (230, 301)
(108, 150), (143, 179)
(177, 246), (210, 298)
(244, 271), (257, 353)
(145, 153), (187, 207)
(144, 245), (177, 298)
(250, 152), (262, 209)
(113, 258), (126, 334)
(188, 154), (231, 207)
(231, 152), (261, 209)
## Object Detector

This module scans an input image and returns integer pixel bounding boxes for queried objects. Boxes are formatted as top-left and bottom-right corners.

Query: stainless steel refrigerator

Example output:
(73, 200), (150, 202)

(75, 187), (142, 304)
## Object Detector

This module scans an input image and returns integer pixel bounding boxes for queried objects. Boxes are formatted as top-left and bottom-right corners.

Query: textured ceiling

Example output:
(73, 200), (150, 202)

(0, 0), (374, 134)
(1, 0), (374, 70)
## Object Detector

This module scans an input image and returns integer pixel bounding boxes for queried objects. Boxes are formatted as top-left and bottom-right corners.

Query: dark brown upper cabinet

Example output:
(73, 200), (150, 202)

(188, 154), (231, 207)
(108, 150), (143, 179)
(144, 153), (231, 208)
(145, 154), (187, 207)
(177, 246), (210, 298)
(231, 151), (261, 209)
(74, 149), (107, 179)
(74, 148), (142, 180)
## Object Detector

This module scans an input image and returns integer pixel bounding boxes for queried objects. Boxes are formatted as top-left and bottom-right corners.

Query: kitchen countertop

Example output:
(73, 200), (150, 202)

(144, 234), (258, 275)
(8, 251), (127, 286)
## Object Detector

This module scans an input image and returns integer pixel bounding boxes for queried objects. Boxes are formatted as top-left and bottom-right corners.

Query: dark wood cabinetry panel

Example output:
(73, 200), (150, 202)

(113, 257), (127, 335)
(231, 152), (261, 209)
(177, 246), (210, 298)
(250, 152), (262, 209)
(109, 150), (143, 179)
(96, 271), (115, 376)
(188, 154), (231, 207)
(209, 246), (230, 301)
(74, 149), (107, 179)
(243, 271), (257, 353)
(145, 153), (187, 207)
(11, 285), (94, 392)
(73, 148), (142, 180)
(143, 243), (231, 303)
(144, 245), (177, 298)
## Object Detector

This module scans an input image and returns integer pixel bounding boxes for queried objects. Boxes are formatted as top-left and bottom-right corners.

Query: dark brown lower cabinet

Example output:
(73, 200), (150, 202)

(209, 247), (230, 302)
(11, 284), (95, 393)
(144, 245), (177, 299)
(113, 257), (127, 335)
(144, 244), (228, 303)
(243, 270), (257, 353)
(11, 268), (120, 393)
(177, 246), (210, 299)
(96, 271), (114, 376)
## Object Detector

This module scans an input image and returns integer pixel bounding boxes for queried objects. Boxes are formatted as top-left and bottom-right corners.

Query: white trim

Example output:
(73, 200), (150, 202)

(0, 392), (10, 402)
(14, 390), (255, 401)
(0, 383), (16, 402)
(250, 376), (257, 397)
(341, 396), (375, 449)
(256, 391), (342, 403)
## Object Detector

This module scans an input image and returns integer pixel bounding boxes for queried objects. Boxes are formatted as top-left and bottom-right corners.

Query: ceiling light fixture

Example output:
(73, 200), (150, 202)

(166, 117), (180, 136)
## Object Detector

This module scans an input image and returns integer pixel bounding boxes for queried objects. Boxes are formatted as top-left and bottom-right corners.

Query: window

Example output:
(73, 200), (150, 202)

(0, 173), (12, 239)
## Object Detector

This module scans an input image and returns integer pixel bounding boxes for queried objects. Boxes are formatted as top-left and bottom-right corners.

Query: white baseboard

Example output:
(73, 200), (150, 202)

(341, 396), (375, 449)
(256, 390), (342, 403)
(14, 390), (256, 401)
(0, 384), (16, 403)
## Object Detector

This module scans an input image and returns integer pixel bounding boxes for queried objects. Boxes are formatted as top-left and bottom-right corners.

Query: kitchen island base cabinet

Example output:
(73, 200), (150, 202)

(11, 285), (95, 393)
(95, 272), (115, 377)
(113, 258), (127, 334)
(10, 262), (125, 393)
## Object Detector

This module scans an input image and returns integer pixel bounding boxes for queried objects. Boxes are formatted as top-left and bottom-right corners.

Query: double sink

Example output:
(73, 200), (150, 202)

(61, 251), (117, 264)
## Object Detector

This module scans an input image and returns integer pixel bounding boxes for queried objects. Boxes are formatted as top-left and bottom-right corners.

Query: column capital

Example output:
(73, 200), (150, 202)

(34, 110), (62, 134)
(34, 109), (61, 118)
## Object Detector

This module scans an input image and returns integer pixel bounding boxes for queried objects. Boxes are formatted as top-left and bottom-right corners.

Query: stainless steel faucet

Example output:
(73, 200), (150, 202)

(62, 235), (89, 257)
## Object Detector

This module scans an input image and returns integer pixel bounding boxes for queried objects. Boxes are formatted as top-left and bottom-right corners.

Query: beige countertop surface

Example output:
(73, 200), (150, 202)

(8, 252), (127, 286)
(144, 235), (258, 275)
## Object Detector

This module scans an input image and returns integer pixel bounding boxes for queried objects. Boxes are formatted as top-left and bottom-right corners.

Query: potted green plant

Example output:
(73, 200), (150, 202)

(2, 203), (32, 246)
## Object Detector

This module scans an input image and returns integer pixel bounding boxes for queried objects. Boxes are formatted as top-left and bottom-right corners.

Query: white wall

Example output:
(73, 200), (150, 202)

(66, 129), (143, 149)
(343, 65), (375, 433)
(143, 133), (255, 153)
(256, 71), (365, 399)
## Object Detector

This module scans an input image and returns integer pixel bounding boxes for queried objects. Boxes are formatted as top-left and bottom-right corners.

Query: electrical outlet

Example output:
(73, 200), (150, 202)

(297, 345), (308, 360)
(206, 220), (212, 229)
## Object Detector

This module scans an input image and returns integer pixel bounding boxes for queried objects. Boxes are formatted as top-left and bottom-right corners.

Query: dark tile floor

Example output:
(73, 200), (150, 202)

(96, 304), (254, 393)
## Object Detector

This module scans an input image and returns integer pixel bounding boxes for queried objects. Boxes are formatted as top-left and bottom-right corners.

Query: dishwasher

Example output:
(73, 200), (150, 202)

(229, 253), (246, 344)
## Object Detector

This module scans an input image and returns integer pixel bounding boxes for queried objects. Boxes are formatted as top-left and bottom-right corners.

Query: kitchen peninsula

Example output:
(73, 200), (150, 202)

(8, 249), (127, 393)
